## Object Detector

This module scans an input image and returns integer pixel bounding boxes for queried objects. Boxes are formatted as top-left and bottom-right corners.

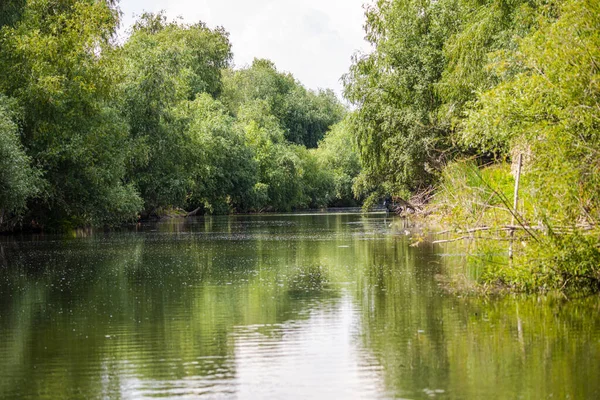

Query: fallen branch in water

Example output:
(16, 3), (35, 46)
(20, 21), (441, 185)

(433, 224), (597, 235)
(433, 235), (519, 244)
(432, 236), (470, 244)
(388, 187), (435, 217)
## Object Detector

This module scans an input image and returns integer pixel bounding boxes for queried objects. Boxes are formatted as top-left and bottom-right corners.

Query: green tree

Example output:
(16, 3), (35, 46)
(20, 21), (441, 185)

(315, 119), (362, 206)
(295, 146), (336, 209)
(238, 106), (301, 211)
(222, 59), (345, 148)
(433, 0), (600, 292)
(461, 0), (600, 225)
(0, 0), (26, 29)
(119, 12), (232, 214)
(174, 94), (257, 214)
(0, 3), (357, 228)
(437, 0), (545, 122)
(344, 0), (463, 204)
(236, 100), (336, 211)
(0, 0), (142, 228)
(0, 95), (41, 230)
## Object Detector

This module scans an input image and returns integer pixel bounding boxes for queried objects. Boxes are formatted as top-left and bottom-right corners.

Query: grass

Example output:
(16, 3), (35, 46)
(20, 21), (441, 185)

(429, 159), (600, 294)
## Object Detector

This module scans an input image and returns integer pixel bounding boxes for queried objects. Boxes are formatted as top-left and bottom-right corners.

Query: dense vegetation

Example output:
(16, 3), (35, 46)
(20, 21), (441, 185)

(345, 0), (600, 292)
(0, 1), (360, 231)
(2, 0), (598, 292)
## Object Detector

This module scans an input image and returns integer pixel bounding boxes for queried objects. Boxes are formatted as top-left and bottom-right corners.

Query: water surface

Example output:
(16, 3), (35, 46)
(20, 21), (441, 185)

(1, 213), (599, 399)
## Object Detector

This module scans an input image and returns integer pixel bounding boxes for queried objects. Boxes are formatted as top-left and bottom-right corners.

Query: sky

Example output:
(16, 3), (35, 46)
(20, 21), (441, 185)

(117, 0), (371, 99)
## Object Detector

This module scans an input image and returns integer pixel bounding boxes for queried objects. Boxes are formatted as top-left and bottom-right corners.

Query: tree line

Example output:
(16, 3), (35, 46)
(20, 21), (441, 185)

(2, 0), (598, 290)
(345, 0), (600, 292)
(0, 1), (361, 231)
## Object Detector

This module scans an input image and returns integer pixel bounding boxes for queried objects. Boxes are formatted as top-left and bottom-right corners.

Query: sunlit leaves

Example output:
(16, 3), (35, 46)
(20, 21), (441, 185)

(344, 0), (462, 197)
(0, 0), (141, 228)
(221, 59), (345, 148)
(462, 0), (600, 225)
(119, 12), (233, 214)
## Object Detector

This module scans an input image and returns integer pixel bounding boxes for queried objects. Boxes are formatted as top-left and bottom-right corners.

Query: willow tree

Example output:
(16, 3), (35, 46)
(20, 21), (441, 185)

(438, 0), (548, 127)
(462, 0), (600, 226)
(221, 59), (345, 148)
(344, 0), (551, 205)
(0, 95), (40, 230)
(344, 0), (463, 205)
(315, 119), (362, 206)
(173, 94), (257, 214)
(119, 12), (233, 214)
(434, 0), (600, 291)
(0, 0), (142, 228)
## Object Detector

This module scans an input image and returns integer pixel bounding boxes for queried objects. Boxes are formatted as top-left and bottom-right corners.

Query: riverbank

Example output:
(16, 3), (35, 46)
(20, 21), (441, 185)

(393, 160), (600, 295)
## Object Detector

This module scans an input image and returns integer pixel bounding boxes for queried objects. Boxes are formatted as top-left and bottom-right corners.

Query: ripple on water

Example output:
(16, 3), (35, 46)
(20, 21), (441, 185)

(1, 213), (600, 399)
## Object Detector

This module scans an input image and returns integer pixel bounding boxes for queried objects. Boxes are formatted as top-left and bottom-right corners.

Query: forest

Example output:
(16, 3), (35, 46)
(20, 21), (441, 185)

(0, 1), (360, 231)
(1, 0), (599, 291)
(344, 0), (600, 292)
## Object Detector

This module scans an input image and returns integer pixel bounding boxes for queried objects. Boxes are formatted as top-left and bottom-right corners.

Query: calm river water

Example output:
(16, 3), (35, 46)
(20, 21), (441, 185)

(1, 213), (599, 399)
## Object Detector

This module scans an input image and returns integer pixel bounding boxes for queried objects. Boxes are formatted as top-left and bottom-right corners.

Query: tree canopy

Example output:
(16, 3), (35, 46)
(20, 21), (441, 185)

(222, 59), (346, 148)
(0, 2), (356, 230)
(344, 0), (600, 291)
(0, 0), (141, 228)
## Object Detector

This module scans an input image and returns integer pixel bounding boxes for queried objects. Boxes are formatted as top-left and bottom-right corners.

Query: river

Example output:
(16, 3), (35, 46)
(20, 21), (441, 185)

(1, 213), (599, 399)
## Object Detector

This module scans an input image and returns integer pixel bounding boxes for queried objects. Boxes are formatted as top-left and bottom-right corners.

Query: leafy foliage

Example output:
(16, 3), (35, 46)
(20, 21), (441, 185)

(315, 119), (362, 206)
(437, 0), (543, 120)
(222, 59), (345, 148)
(435, 160), (515, 226)
(0, 0), (26, 29)
(462, 0), (600, 226)
(0, 3), (354, 229)
(347, 0), (600, 291)
(238, 106), (333, 211)
(344, 0), (463, 199)
(0, 95), (41, 229)
(0, 0), (142, 228)
(175, 94), (257, 213)
(453, 0), (600, 292)
(119, 12), (233, 214)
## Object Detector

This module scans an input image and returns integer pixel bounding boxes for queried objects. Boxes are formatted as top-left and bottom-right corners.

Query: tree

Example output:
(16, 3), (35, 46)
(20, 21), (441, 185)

(344, 0), (463, 204)
(461, 0), (600, 226)
(437, 0), (543, 122)
(237, 102), (302, 211)
(0, 95), (41, 230)
(315, 119), (362, 206)
(221, 59), (345, 148)
(174, 94), (257, 213)
(0, 3), (358, 228)
(119, 12), (232, 214)
(0, 0), (142, 228)
(431, 0), (600, 292)
(0, 0), (26, 29)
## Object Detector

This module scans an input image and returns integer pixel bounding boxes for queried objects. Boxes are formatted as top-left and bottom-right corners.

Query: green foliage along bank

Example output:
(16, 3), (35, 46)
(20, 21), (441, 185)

(0, 1), (360, 231)
(345, 0), (600, 293)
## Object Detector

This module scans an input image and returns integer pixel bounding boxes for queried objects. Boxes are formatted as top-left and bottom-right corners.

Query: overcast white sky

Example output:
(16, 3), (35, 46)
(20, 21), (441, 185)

(117, 0), (370, 98)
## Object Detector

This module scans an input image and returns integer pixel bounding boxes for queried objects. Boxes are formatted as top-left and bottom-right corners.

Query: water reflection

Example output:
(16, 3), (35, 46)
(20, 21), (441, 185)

(0, 213), (599, 399)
